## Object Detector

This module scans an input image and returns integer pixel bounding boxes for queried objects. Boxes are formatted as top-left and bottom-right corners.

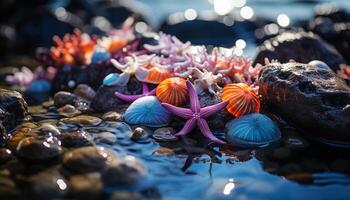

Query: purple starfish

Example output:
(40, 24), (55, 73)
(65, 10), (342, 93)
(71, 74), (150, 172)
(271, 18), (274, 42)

(162, 80), (228, 144)
(115, 82), (156, 102)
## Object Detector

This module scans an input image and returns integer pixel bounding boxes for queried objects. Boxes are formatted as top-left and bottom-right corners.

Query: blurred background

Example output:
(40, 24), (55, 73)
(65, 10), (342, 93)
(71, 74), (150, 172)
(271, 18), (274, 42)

(0, 0), (349, 66)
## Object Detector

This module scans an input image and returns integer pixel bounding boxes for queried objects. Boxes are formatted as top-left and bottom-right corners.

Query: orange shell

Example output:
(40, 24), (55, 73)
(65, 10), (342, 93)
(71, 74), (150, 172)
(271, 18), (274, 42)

(156, 77), (188, 106)
(146, 67), (172, 84)
(221, 83), (260, 117)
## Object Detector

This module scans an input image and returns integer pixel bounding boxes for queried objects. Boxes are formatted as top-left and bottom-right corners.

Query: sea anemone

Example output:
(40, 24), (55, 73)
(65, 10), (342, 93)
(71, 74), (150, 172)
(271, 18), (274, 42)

(225, 113), (281, 148)
(156, 77), (188, 106)
(221, 83), (260, 117)
(124, 96), (171, 127)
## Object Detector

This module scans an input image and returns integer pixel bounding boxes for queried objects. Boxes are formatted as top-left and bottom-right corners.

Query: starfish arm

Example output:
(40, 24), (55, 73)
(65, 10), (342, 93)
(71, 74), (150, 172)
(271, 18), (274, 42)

(197, 118), (226, 144)
(161, 103), (193, 119)
(116, 72), (130, 86)
(111, 58), (127, 71)
(115, 92), (144, 102)
(175, 118), (196, 136)
(135, 67), (149, 82)
(200, 101), (228, 119)
(186, 80), (201, 113)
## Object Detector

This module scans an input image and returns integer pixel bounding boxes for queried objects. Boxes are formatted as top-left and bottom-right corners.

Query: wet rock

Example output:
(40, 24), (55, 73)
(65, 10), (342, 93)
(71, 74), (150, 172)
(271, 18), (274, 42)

(63, 146), (117, 173)
(54, 91), (77, 108)
(73, 84), (96, 101)
(196, 92), (231, 131)
(0, 89), (28, 144)
(61, 115), (102, 126)
(152, 127), (178, 142)
(0, 175), (20, 199)
(0, 148), (13, 164)
(91, 85), (126, 112)
(102, 111), (122, 121)
(57, 104), (81, 118)
(91, 77), (141, 112)
(24, 167), (68, 199)
(130, 127), (149, 141)
(16, 136), (63, 162)
(5, 131), (37, 152)
(28, 105), (47, 114)
(51, 63), (117, 92)
(152, 147), (175, 156)
(259, 62), (350, 142)
(74, 98), (91, 112)
(95, 132), (117, 145)
(254, 31), (345, 71)
(109, 192), (145, 200)
(36, 123), (61, 137)
(59, 131), (93, 148)
(310, 18), (350, 63)
(68, 173), (102, 200)
(102, 156), (146, 186)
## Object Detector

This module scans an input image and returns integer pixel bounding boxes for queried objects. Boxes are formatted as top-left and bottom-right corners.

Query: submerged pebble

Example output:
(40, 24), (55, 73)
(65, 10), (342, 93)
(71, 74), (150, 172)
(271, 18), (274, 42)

(36, 123), (61, 137)
(59, 131), (93, 148)
(61, 115), (102, 126)
(130, 127), (149, 141)
(0, 148), (13, 164)
(95, 132), (117, 145)
(152, 127), (178, 142)
(57, 104), (81, 117)
(69, 172), (103, 199)
(54, 91), (77, 108)
(102, 111), (122, 121)
(73, 84), (96, 101)
(63, 146), (117, 173)
(16, 136), (63, 161)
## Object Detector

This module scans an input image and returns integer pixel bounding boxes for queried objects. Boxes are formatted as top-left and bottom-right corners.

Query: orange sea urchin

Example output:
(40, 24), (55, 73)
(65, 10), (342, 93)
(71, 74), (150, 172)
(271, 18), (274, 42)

(156, 77), (188, 106)
(221, 83), (260, 117)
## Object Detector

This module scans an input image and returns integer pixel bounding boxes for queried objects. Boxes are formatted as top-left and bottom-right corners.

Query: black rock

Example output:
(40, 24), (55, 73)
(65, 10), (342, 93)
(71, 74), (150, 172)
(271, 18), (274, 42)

(258, 62), (350, 143)
(51, 64), (117, 92)
(0, 89), (28, 145)
(254, 30), (345, 71)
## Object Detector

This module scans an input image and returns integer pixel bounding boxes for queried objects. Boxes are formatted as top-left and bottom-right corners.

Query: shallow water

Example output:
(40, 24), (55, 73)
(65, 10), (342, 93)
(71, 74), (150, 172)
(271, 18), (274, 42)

(21, 102), (350, 199)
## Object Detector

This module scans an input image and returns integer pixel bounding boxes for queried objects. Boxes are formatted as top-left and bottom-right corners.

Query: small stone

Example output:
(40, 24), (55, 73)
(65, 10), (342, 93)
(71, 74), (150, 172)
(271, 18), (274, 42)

(130, 127), (149, 141)
(63, 146), (117, 173)
(36, 123), (61, 137)
(61, 115), (102, 126)
(74, 84), (96, 101)
(5, 131), (36, 151)
(74, 98), (91, 112)
(57, 104), (81, 117)
(152, 147), (175, 156)
(102, 111), (122, 121)
(54, 91), (77, 108)
(95, 132), (117, 145)
(0, 176), (20, 199)
(28, 105), (47, 114)
(0, 148), (13, 164)
(152, 127), (178, 142)
(69, 173), (103, 200)
(16, 136), (63, 161)
(42, 100), (54, 108)
(59, 130), (93, 148)
(102, 155), (146, 186)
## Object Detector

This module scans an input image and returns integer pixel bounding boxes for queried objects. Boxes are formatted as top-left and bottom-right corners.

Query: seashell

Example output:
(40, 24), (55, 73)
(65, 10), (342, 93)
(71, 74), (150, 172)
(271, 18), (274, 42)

(221, 83), (260, 117)
(124, 96), (170, 127)
(308, 60), (330, 69)
(226, 113), (281, 148)
(103, 73), (124, 86)
(146, 67), (172, 84)
(156, 77), (188, 106)
(91, 49), (111, 64)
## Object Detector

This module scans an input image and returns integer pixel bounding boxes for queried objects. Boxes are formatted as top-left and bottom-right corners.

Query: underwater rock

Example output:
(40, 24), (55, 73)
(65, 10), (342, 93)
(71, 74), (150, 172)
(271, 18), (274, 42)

(61, 115), (102, 126)
(0, 89), (28, 144)
(102, 156), (146, 186)
(254, 30), (345, 71)
(130, 127), (149, 141)
(63, 146), (117, 173)
(59, 131), (93, 148)
(91, 85), (127, 112)
(57, 104), (81, 118)
(102, 111), (122, 122)
(124, 96), (171, 127)
(16, 136), (63, 161)
(73, 84), (96, 101)
(0, 175), (20, 199)
(152, 127), (178, 142)
(259, 62), (350, 143)
(0, 148), (13, 164)
(95, 132), (117, 145)
(225, 113), (281, 148)
(54, 91), (77, 108)
(68, 172), (103, 200)
(36, 123), (61, 137)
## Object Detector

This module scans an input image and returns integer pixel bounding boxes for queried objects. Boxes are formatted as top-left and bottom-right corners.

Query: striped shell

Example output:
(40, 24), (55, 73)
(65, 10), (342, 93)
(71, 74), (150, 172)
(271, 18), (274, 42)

(146, 67), (172, 84)
(221, 83), (260, 117)
(226, 113), (281, 148)
(124, 96), (171, 127)
(156, 77), (188, 106)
